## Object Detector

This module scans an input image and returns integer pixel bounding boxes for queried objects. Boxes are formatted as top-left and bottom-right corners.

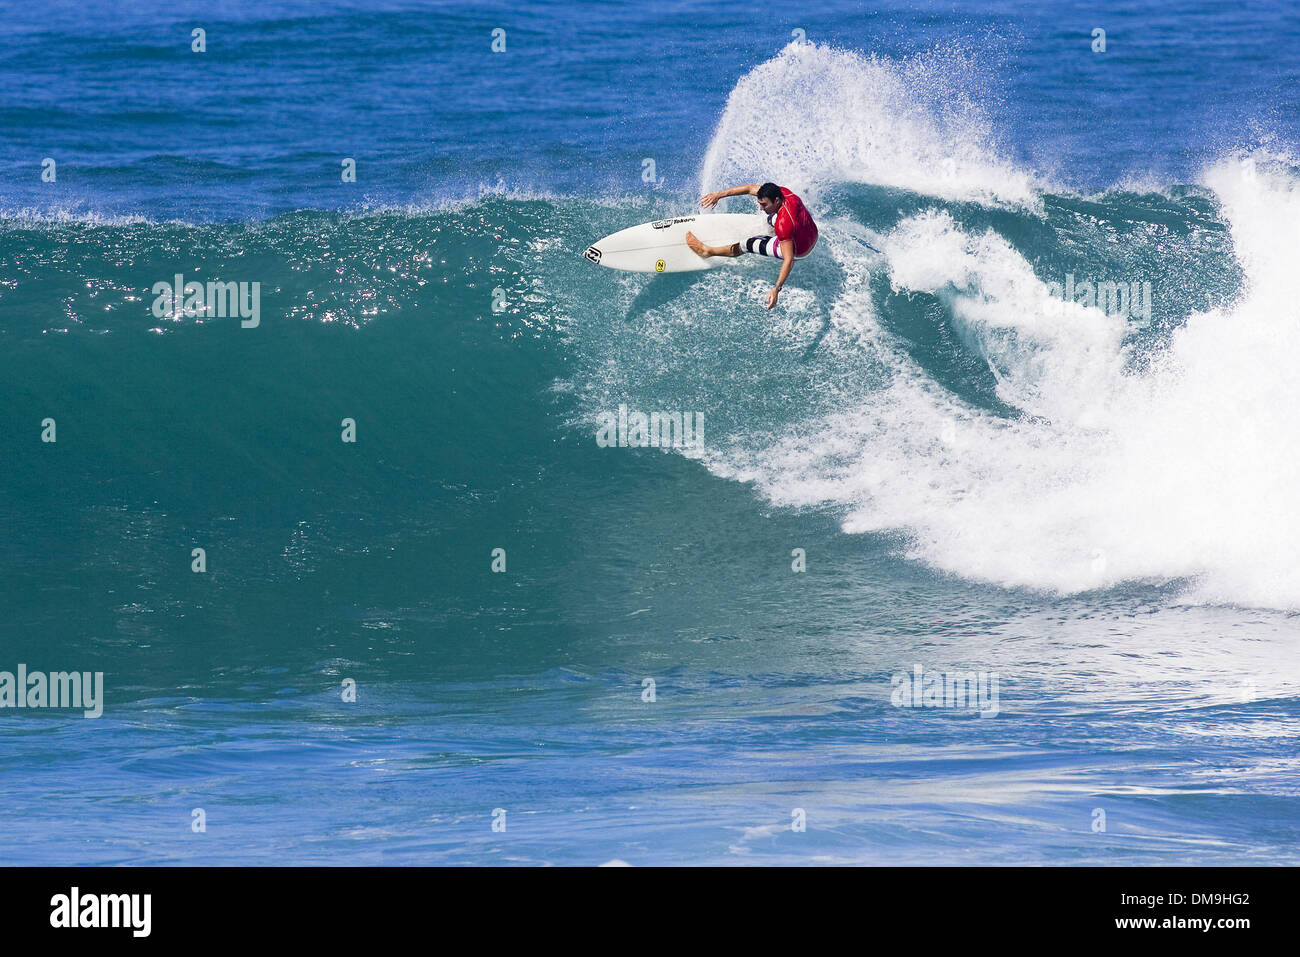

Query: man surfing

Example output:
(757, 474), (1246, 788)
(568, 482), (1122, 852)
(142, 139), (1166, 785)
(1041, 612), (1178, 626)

(684, 182), (818, 309)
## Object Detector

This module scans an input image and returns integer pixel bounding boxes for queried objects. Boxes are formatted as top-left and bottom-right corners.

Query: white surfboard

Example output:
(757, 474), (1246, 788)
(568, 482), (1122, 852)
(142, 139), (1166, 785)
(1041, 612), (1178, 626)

(584, 213), (773, 273)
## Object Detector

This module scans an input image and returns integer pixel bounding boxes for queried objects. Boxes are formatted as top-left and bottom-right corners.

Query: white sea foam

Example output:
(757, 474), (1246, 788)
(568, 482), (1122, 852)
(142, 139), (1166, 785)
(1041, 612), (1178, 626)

(698, 42), (1041, 209)
(703, 151), (1300, 608)
(0, 206), (176, 227)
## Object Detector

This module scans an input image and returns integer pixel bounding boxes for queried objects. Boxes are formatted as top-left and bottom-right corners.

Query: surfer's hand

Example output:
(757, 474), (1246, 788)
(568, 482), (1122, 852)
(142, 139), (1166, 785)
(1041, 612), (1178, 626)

(767, 286), (780, 309)
(700, 192), (722, 209)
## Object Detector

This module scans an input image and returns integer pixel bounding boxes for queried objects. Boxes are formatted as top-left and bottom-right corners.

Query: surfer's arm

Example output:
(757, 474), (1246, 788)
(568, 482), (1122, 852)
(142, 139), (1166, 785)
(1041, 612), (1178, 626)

(767, 240), (795, 309)
(700, 184), (760, 208)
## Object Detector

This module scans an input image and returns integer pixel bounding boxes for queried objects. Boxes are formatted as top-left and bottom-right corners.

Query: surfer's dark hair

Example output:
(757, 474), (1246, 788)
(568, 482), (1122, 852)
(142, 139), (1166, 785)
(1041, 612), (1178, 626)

(757, 182), (782, 202)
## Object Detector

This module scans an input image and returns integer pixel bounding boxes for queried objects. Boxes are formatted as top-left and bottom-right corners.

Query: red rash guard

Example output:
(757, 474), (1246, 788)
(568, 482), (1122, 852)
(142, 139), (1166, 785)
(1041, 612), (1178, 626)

(771, 187), (818, 257)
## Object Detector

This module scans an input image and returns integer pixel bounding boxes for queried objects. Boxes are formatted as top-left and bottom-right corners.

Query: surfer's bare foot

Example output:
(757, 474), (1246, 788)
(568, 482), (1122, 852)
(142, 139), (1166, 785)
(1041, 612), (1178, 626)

(684, 231), (711, 258)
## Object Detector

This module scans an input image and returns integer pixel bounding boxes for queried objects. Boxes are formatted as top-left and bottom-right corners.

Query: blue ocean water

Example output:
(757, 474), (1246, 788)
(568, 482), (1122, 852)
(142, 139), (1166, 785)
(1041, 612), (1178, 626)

(2, 0), (1299, 865)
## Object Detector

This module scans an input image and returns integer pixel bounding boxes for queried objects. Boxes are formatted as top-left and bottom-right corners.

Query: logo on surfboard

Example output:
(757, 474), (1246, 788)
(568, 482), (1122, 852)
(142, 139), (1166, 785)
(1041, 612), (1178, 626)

(583, 245), (602, 264)
(655, 259), (666, 272)
(650, 217), (696, 229)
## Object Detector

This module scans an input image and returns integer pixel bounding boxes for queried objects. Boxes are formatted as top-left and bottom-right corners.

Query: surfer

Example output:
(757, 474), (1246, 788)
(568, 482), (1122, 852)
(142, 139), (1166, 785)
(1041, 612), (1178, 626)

(684, 182), (818, 309)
